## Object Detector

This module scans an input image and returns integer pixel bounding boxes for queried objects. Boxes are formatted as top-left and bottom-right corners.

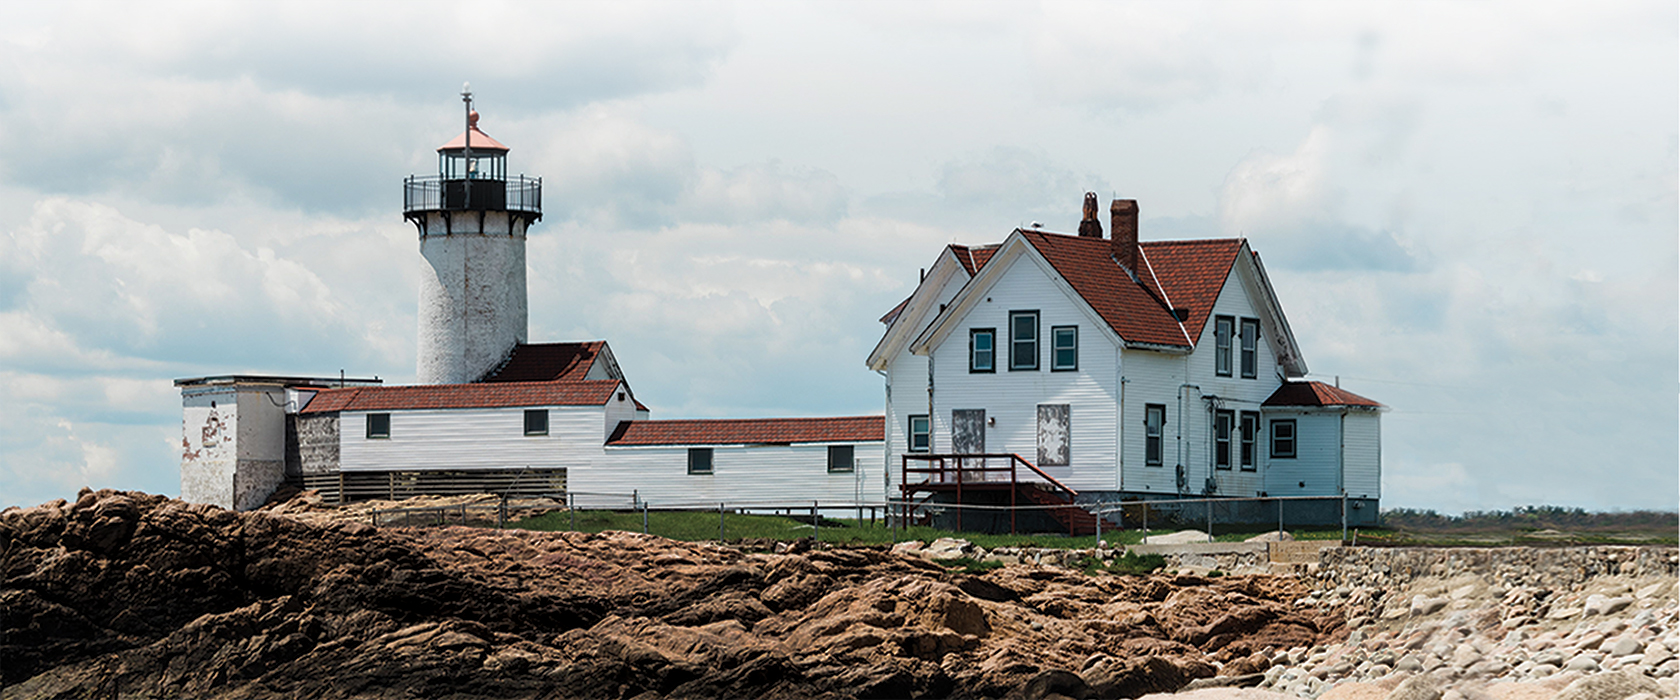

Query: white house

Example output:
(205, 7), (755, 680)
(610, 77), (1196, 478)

(868, 194), (1382, 525)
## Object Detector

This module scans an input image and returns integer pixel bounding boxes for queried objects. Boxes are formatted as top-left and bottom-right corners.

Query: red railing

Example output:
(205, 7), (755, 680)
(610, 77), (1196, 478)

(899, 453), (1079, 533)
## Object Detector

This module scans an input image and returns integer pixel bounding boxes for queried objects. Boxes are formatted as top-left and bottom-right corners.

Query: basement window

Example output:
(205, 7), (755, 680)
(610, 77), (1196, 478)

(366, 413), (390, 439)
(524, 409), (549, 436)
(687, 448), (714, 475)
(1270, 419), (1296, 459)
(827, 445), (855, 473)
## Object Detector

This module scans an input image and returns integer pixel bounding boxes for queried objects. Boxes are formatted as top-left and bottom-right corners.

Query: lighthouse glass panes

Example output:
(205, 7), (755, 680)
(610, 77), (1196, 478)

(440, 151), (505, 181)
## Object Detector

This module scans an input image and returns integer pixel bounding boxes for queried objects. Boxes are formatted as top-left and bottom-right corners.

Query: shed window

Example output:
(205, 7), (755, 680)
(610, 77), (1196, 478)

(1010, 311), (1039, 371)
(366, 413), (390, 439)
(524, 409), (549, 436)
(1214, 315), (1234, 376)
(688, 448), (714, 474)
(908, 415), (930, 452)
(827, 445), (855, 473)
(969, 329), (995, 373)
(1144, 404), (1165, 466)
(1240, 318), (1259, 378)
(1214, 410), (1234, 470)
(1240, 411), (1259, 470)
(1051, 326), (1078, 371)
(1270, 420), (1296, 459)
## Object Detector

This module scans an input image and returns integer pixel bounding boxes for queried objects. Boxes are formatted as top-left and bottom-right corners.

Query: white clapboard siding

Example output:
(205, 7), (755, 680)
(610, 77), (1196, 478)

(1117, 350), (1190, 495)
(926, 251), (1120, 491)
(1179, 265), (1281, 497)
(1262, 411), (1342, 497)
(339, 405), (604, 472)
(1341, 411), (1382, 499)
(586, 442), (885, 507)
(881, 266), (973, 493)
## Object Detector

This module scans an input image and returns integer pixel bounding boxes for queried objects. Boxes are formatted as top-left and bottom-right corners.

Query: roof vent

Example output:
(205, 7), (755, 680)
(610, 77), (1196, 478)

(1172, 308), (1190, 322)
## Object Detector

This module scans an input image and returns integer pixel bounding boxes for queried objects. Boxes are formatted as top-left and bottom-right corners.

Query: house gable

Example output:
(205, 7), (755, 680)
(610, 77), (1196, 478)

(867, 245), (988, 371)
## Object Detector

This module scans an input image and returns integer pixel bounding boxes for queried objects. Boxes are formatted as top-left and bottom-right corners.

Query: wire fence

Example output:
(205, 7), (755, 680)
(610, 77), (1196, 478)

(366, 490), (1367, 544)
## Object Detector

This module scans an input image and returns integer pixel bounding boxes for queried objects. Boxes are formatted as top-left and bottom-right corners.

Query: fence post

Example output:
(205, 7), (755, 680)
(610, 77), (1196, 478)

(1341, 494), (1348, 543)
(1094, 502), (1102, 547)
(642, 501), (649, 534)
(720, 503), (726, 542)
(568, 492), (575, 532)
(1142, 504), (1148, 544)
(1206, 498), (1213, 541)
(812, 501), (819, 542)
(1278, 498), (1283, 537)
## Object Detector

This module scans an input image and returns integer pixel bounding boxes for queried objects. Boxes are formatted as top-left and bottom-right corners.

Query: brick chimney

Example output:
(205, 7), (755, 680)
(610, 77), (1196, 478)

(1077, 192), (1103, 238)
(1111, 198), (1139, 273)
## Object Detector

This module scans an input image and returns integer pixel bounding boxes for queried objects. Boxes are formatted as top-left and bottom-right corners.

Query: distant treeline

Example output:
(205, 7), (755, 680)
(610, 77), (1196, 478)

(1379, 506), (1679, 533)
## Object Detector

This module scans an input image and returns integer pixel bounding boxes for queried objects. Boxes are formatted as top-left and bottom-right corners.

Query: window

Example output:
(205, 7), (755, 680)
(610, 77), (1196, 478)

(908, 415), (930, 452)
(1270, 419), (1296, 459)
(687, 448), (714, 474)
(827, 445), (855, 473)
(1240, 318), (1259, 379)
(1010, 311), (1039, 370)
(1051, 326), (1078, 371)
(1144, 404), (1165, 466)
(524, 409), (549, 436)
(1037, 404), (1070, 466)
(1214, 410), (1234, 470)
(969, 329), (995, 373)
(1214, 315), (1234, 376)
(366, 413), (390, 439)
(1240, 411), (1259, 471)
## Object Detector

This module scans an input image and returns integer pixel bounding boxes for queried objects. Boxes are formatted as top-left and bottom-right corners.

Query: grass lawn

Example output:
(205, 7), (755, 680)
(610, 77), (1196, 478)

(510, 509), (1350, 549)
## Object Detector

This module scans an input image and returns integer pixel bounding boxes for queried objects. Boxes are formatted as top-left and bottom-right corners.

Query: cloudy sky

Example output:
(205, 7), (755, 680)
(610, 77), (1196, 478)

(2, 1), (1674, 514)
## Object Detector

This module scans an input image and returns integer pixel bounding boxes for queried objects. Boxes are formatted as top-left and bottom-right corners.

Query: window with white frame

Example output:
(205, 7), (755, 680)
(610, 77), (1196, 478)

(1270, 419), (1296, 459)
(366, 413), (391, 439)
(1010, 311), (1039, 371)
(1214, 409), (1234, 470)
(969, 329), (995, 373)
(1240, 411), (1259, 470)
(1144, 404), (1165, 466)
(908, 415), (930, 452)
(827, 445), (855, 473)
(1240, 318), (1259, 379)
(1051, 326), (1077, 371)
(1214, 315), (1234, 376)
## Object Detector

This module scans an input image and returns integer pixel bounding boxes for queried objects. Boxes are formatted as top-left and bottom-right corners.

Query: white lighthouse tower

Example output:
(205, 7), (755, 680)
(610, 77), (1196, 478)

(405, 86), (543, 384)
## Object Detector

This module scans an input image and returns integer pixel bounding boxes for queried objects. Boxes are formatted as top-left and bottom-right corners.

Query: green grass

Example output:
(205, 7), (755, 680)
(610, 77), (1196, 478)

(932, 557), (1006, 575)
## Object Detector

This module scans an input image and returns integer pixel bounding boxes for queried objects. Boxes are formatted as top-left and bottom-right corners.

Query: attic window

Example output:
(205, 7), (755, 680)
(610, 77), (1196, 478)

(1240, 318), (1259, 379)
(1009, 311), (1039, 371)
(1214, 316), (1234, 377)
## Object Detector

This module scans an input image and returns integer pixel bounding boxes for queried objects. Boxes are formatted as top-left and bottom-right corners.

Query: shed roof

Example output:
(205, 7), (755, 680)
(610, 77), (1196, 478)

(300, 380), (621, 413)
(605, 416), (884, 446)
(1262, 381), (1383, 409)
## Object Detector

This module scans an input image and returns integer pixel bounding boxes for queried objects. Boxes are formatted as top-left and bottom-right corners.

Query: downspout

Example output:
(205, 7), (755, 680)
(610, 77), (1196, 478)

(876, 368), (890, 502)
(927, 355), (936, 453)
(1117, 344), (1126, 492)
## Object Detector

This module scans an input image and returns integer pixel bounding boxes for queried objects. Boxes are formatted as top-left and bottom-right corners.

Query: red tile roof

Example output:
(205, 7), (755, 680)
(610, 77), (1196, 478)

(1018, 232), (1242, 348)
(605, 416), (884, 446)
(1262, 381), (1383, 408)
(479, 342), (606, 383)
(300, 380), (621, 413)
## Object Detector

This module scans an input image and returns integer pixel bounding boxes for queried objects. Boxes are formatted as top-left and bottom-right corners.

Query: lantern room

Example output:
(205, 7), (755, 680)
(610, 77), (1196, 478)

(403, 86), (541, 222)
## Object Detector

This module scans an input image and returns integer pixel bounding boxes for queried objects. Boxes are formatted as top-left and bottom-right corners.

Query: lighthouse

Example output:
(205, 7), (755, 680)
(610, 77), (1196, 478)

(404, 86), (542, 384)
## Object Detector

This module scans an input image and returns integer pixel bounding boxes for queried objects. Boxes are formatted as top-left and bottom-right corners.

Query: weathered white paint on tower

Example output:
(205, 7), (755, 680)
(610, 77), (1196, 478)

(416, 211), (530, 384)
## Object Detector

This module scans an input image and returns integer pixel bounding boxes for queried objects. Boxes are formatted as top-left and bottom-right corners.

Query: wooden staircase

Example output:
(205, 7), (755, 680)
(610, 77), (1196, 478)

(1016, 483), (1120, 536)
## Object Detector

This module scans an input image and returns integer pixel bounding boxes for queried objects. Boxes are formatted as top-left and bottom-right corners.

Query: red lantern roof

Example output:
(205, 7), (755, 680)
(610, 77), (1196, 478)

(437, 110), (509, 153)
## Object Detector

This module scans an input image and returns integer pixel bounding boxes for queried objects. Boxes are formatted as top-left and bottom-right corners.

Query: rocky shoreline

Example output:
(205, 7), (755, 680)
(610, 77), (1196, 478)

(3, 490), (1675, 700)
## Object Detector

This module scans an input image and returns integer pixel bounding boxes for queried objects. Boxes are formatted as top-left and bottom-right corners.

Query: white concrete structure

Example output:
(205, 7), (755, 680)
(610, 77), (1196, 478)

(405, 94), (542, 384)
